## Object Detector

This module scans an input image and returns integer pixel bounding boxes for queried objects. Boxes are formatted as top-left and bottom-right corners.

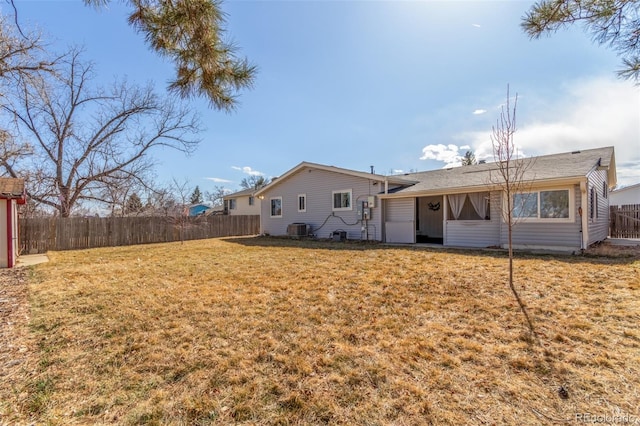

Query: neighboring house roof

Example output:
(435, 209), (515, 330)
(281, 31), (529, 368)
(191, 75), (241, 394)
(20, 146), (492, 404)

(254, 161), (417, 197)
(0, 178), (26, 200)
(611, 182), (640, 195)
(224, 188), (258, 199)
(382, 146), (616, 197)
(188, 203), (211, 215)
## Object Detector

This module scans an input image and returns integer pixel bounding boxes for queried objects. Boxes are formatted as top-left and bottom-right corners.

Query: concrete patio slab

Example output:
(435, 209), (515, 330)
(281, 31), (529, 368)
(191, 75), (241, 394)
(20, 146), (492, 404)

(15, 253), (49, 267)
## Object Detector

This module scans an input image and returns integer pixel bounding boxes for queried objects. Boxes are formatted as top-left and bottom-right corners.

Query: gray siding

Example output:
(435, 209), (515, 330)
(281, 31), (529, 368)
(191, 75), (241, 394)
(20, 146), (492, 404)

(385, 198), (414, 221)
(500, 185), (582, 250)
(587, 169), (609, 244)
(259, 168), (383, 240)
(445, 192), (500, 247)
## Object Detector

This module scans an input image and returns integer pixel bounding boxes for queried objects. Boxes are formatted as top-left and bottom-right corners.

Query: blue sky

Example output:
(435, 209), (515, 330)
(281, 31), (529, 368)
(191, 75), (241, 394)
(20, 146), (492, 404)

(8, 0), (640, 193)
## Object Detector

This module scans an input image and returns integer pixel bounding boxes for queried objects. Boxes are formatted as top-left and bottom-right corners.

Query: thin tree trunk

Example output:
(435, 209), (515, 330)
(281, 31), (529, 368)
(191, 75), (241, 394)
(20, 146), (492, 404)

(507, 217), (539, 343)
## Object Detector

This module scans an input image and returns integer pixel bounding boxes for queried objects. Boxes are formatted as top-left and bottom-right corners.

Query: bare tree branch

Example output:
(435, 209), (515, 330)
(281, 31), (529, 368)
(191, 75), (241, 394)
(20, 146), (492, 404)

(0, 48), (201, 217)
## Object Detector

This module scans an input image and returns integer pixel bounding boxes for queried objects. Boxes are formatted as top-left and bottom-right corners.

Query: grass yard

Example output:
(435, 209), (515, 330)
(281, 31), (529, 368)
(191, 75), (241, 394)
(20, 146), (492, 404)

(1, 237), (639, 425)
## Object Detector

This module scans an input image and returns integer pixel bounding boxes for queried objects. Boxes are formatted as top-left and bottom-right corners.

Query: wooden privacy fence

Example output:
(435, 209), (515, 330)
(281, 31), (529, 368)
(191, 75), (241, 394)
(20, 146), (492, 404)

(19, 215), (260, 253)
(609, 204), (640, 238)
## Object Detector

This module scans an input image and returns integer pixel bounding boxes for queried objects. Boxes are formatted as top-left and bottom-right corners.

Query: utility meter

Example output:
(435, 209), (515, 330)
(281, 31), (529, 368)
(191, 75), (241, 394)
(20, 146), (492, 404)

(358, 200), (371, 220)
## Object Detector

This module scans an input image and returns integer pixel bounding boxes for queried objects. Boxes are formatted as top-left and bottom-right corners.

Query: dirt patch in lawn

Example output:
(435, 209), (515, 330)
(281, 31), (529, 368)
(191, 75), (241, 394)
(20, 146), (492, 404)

(2, 237), (639, 425)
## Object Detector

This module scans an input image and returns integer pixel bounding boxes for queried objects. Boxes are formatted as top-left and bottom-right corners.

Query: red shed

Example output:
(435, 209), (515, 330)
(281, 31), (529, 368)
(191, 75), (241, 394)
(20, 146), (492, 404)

(0, 178), (26, 268)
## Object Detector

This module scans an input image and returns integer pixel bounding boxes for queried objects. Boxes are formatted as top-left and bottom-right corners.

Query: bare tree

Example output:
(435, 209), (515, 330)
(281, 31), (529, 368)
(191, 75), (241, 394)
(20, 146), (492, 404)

(205, 185), (227, 207)
(0, 49), (201, 217)
(240, 175), (269, 190)
(0, 12), (56, 82)
(169, 177), (195, 243)
(0, 13), (58, 174)
(489, 86), (538, 341)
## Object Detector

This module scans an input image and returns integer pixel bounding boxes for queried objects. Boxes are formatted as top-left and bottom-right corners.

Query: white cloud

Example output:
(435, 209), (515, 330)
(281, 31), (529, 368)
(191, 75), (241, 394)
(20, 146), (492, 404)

(420, 144), (464, 167)
(205, 177), (232, 183)
(231, 166), (264, 176)
(472, 109), (487, 115)
(472, 24), (481, 28)
(456, 77), (640, 186)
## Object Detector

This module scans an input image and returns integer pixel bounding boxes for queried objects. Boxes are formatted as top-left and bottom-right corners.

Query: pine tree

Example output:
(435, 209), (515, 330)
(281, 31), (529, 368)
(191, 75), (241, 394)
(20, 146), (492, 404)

(190, 186), (203, 204)
(461, 151), (477, 166)
(126, 193), (143, 216)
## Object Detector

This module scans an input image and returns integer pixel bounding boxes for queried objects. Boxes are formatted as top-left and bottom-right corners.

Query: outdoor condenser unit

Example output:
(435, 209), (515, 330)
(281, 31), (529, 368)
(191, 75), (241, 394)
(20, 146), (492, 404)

(287, 223), (308, 237)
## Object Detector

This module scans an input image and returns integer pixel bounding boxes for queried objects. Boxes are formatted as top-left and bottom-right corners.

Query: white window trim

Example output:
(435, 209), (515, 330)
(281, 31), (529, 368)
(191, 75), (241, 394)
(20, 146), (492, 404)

(506, 187), (574, 223)
(248, 196), (255, 206)
(229, 199), (236, 210)
(297, 194), (306, 212)
(332, 189), (353, 211)
(270, 197), (283, 218)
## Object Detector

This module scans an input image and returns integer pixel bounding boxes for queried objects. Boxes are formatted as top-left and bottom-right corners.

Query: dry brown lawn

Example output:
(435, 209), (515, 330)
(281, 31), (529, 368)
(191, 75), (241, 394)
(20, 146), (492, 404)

(1, 237), (639, 425)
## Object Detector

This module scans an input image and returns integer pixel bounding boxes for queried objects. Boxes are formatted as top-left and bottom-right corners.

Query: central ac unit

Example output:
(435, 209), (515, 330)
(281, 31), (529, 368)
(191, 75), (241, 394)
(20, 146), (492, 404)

(287, 223), (308, 237)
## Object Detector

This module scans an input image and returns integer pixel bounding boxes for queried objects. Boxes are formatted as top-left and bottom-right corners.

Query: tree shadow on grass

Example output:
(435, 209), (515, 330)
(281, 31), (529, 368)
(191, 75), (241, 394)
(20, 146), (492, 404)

(221, 235), (640, 266)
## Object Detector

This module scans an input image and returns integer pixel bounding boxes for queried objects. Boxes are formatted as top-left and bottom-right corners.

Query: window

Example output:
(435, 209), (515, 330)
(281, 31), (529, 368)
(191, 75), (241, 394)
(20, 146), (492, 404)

(270, 197), (282, 217)
(602, 181), (608, 199)
(248, 196), (254, 206)
(447, 192), (490, 221)
(298, 194), (306, 212)
(590, 187), (598, 220)
(332, 189), (352, 211)
(228, 199), (236, 210)
(513, 189), (572, 221)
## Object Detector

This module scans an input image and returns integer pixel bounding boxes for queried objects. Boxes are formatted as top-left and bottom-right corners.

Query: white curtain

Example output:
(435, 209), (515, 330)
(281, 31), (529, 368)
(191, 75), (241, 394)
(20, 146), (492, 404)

(468, 192), (489, 220)
(447, 194), (466, 220)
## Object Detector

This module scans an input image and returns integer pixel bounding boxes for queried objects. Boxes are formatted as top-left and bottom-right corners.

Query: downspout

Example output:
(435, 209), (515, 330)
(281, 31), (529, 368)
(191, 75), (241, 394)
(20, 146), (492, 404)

(384, 178), (388, 194)
(6, 199), (13, 268)
(580, 180), (589, 251)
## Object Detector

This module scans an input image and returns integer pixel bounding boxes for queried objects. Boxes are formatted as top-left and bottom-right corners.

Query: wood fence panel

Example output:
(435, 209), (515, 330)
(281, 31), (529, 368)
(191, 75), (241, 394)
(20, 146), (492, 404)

(19, 215), (260, 253)
(610, 204), (640, 238)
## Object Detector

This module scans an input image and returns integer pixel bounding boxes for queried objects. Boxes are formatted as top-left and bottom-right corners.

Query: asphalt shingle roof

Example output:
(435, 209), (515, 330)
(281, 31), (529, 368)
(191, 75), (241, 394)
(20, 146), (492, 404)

(0, 178), (25, 199)
(386, 146), (615, 196)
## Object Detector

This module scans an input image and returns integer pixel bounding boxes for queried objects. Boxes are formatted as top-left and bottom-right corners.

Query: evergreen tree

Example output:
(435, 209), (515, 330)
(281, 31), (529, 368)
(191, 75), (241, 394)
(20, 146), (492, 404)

(84, 0), (256, 108)
(126, 193), (143, 215)
(461, 151), (477, 166)
(190, 186), (203, 204)
(523, 0), (640, 82)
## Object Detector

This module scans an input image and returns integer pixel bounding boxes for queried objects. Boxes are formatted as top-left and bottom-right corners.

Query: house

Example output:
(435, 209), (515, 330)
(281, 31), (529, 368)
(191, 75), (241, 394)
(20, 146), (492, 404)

(188, 203), (211, 217)
(0, 178), (27, 268)
(223, 188), (261, 216)
(609, 182), (640, 206)
(255, 147), (616, 252)
(253, 163), (415, 241)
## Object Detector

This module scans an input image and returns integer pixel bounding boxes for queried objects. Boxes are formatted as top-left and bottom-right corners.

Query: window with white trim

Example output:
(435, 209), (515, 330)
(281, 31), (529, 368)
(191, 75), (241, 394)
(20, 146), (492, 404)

(332, 189), (352, 211)
(590, 186), (598, 220)
(512, 189), (572, 221)
(248, 196), (254, 206)
(229, 199), (236, 210)
(270, 197), (282, 217)
(298, 194), (306, 212)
